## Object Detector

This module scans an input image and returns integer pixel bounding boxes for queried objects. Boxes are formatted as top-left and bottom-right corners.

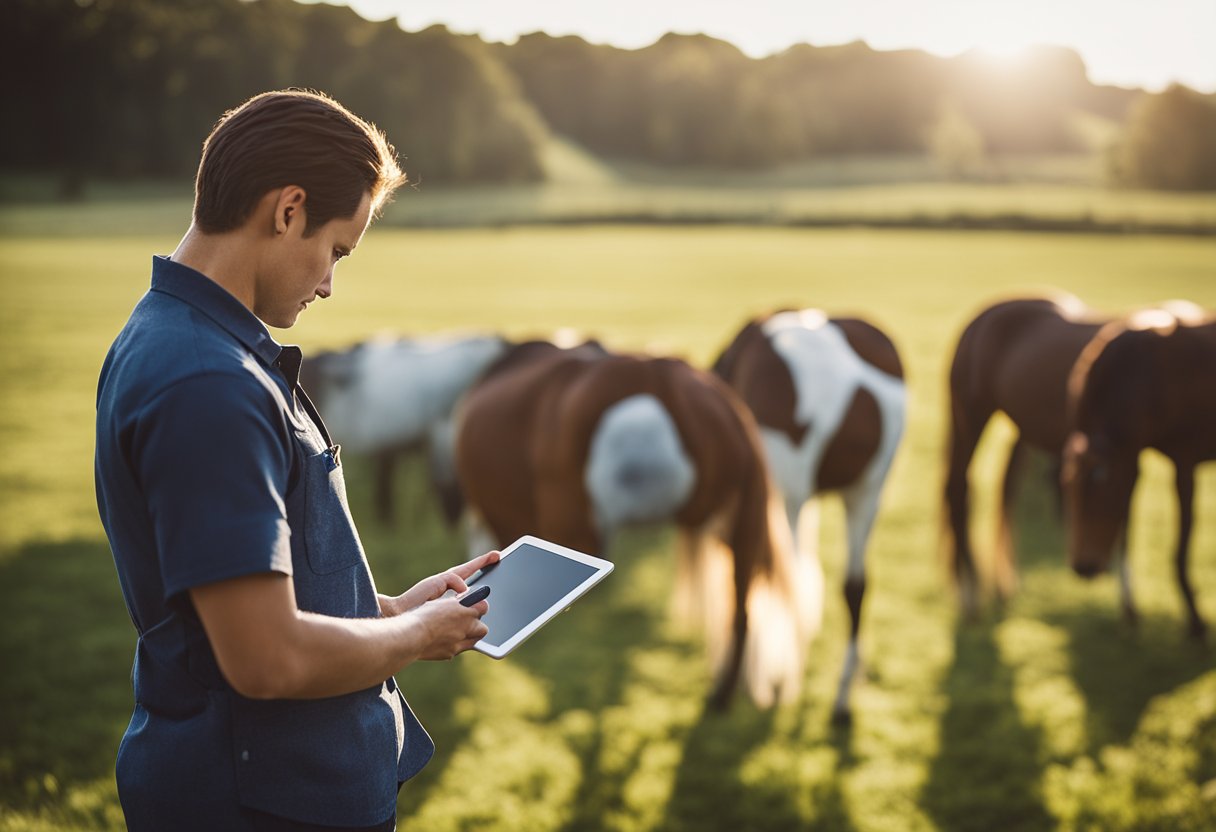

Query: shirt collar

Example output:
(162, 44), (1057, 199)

(149, 255), (303, 385)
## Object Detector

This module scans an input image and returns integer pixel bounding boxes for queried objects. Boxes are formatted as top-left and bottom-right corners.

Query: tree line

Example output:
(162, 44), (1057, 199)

(3, 0), (1214, 191)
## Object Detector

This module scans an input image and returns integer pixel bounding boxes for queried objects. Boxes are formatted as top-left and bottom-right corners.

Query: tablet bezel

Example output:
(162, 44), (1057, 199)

(468, 534), (614, 659)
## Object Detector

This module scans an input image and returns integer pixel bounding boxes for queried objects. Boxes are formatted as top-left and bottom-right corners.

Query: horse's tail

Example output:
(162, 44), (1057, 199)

(727, 401), (817, 708)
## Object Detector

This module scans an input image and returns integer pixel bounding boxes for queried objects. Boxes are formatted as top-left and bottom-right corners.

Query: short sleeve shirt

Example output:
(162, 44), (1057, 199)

(95, 256), (432, 830)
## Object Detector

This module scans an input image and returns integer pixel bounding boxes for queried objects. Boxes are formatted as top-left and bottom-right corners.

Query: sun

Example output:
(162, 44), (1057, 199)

(914, 10), (1046, 64)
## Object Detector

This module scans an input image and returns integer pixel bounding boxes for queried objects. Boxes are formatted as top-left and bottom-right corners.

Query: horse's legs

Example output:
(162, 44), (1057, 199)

(944, 403), (992, 619)
(1115, 521), (1137, 627)
(994, 437), (1028, 606)
(831, 480), (883, 723)
(463, 509), (500, 560)
(786, 493), (806, 554)
(793, 495), (820, 561)
(374, 451), (396, 526)
(1174, 463), (1206, 641)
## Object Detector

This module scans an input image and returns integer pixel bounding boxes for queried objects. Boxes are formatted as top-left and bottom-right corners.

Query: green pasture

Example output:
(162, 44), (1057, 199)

(1, 212), (1215, 830)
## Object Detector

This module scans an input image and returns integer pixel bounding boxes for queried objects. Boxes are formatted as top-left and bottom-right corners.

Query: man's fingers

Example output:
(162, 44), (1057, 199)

(451, 550), (500, 580)
(443, 572), (469, 595)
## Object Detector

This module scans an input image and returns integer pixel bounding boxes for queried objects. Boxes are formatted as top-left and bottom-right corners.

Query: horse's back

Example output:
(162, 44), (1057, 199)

(832, 318), (904, 380)
(456, 343), (609, 545)
(952, 297), (1104, 450)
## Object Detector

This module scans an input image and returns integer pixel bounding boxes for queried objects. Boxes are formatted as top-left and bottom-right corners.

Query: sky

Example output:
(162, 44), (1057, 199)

(318, 0), (1216, 93)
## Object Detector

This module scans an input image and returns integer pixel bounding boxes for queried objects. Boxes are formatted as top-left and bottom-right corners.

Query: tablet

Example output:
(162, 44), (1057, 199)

(465, 535), (613, 659)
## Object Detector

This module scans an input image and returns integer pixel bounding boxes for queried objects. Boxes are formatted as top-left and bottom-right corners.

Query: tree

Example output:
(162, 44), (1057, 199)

(1110, 84), (1216, 191)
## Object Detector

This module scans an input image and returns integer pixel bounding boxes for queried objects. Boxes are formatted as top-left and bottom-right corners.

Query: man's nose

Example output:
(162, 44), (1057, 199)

(316, 272), (333, 300)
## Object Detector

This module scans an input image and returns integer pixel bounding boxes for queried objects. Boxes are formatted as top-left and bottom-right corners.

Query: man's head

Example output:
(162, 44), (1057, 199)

(193, 89), (405, 236)
(190, 90), (405, 328)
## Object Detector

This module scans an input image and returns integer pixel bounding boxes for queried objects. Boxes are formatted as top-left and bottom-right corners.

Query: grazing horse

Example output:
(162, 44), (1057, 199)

(454, 340), (812, 709)
(943, 295), (1110, 615)
(300, 333), (508, 525)
(1063, 305), (1215, 639)
(712, 309), (906, 721)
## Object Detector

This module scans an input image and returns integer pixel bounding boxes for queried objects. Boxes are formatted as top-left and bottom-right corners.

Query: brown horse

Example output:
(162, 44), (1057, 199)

(944, 295), (1110, 615)
(454, 340), (809, 709)
(1063, 306), (1215, 639)
(713, 309), (905, 721)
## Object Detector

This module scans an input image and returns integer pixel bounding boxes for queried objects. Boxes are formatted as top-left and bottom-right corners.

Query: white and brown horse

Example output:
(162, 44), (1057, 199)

(301, 332), (508, 525)
(454, 340), (811, 709)
(713, 309), (906, 721)
(943, 295), (1110, 615)
(1063, 305), (1215, 639)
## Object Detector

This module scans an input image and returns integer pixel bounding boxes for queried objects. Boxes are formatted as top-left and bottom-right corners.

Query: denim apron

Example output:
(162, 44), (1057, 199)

(224, 356), (435, 826)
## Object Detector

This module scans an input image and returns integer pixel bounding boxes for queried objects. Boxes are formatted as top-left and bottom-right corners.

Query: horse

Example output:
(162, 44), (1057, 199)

(712, 309), (906, 721)
(300, 332), (508, 526)
(1063, 304), (1215, 639)
(943, 294), (1111, 616)
(453, 339), (813, 710)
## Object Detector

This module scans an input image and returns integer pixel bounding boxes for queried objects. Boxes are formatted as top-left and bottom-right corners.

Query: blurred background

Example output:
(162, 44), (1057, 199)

(1, 2), (1214, 831)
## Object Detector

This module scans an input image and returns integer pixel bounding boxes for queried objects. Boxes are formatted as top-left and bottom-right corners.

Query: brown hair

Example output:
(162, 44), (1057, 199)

(193, 89), (406, 236)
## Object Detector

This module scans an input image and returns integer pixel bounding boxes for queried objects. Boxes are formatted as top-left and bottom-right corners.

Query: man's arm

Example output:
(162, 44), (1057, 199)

(190, 570), (489, 700)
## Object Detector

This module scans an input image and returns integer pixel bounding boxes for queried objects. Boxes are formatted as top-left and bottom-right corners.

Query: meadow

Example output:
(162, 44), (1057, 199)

(1, 198), (1215, 830)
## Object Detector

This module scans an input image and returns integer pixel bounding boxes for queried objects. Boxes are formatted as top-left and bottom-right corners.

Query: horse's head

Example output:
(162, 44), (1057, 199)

(1061, 310), (1188, 576)
(1061, 429), (1138, 576)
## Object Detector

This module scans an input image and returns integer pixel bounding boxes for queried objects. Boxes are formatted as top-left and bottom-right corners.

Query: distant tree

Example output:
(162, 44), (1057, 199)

(0, 0), (547, 187)
(930, 101), (987, 179)
(1110, 84), (1216, 190)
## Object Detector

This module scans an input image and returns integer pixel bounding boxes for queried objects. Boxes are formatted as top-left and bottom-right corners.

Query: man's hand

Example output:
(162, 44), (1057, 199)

(406, 595), (491, 660)
(379, 550), (500, 617)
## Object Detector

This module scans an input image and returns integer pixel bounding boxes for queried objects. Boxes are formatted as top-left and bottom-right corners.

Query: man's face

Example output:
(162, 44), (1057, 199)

(255, 191), (373, 329)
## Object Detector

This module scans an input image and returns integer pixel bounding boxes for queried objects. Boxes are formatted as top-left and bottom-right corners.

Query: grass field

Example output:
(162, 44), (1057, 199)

(1, 209), (1215, 830)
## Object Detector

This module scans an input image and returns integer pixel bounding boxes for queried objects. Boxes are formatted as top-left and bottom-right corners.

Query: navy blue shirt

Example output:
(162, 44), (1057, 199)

(95, 257), (433, 830)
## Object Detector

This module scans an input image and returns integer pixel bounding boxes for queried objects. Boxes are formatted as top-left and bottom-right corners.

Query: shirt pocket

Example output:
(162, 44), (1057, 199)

(296, 430), (366, 576)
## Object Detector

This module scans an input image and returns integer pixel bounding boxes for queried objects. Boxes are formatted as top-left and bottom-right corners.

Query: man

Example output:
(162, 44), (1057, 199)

(95, 89), (495, 831)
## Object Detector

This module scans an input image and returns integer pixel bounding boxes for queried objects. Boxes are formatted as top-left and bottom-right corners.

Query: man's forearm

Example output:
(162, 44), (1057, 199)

(192, 574), (433, 701)
(270, 608), (429, 699)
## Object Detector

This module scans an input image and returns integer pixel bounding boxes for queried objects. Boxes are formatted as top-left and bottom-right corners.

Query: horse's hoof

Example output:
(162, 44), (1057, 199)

(1187, 619), (1208, 643)
(830, 707), (852, 727)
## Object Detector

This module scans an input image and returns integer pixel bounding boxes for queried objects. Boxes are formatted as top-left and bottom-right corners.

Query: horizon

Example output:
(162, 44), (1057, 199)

(303, 0), (1216, 94)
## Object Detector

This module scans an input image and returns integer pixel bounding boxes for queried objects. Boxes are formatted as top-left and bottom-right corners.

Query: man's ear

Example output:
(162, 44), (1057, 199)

(273, 186), (308, 236)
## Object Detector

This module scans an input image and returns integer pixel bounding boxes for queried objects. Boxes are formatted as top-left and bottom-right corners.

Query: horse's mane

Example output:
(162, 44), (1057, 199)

(1066, 310), (1181, 439)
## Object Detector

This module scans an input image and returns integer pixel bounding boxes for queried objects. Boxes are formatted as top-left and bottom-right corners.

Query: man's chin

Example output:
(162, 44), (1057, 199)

(261, 311), (300, 330)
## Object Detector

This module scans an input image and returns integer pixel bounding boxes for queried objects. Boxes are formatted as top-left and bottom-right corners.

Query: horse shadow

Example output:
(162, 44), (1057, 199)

(1041, 606), (1214, 755)
(920, 619), (1056, 832)
(656, 670), (864, 832)
(1005, 450), (1215, 754)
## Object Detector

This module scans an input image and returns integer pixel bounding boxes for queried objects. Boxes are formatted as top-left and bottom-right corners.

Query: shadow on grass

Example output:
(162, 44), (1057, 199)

(662, 704), (782, 832)
(0, 538), (131, 810)
(507, 527), (675, 831)
(1044, 606), (1215, 755)
(921, 621), (1056, 832)
(1006, 450), (1216, 755)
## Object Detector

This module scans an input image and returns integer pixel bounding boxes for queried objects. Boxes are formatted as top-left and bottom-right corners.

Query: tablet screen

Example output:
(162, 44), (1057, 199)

(468, 542), (599, 648)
